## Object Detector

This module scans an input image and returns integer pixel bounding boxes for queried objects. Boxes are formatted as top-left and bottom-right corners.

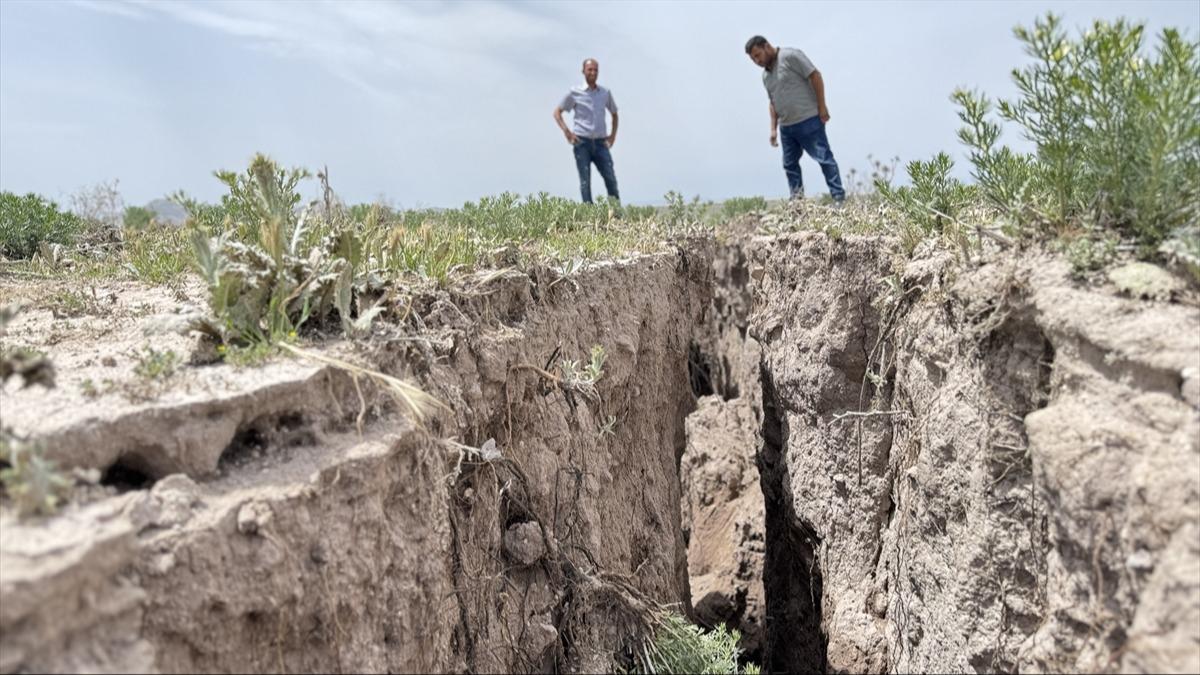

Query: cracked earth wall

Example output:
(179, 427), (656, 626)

(1, 251), (711, 673)
(3, 231), (1198, 674)
(686, 232), (1199, 673)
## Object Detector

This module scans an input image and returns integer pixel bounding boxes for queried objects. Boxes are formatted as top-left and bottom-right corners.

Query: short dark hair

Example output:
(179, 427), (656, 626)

(745, 35), (768, 54)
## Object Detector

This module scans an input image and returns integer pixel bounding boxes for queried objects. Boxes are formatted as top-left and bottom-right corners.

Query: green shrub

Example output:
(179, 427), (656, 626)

(0, 192), (84, 259)
(123, 205), (156, 229)
(954, 14), (1200, 247)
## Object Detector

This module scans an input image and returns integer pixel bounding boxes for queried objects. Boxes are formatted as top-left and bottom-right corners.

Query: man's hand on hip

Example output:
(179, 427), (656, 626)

(819, 107), (831, 124)
(565, 130), (578, 145)
(605, 134), (616, 148)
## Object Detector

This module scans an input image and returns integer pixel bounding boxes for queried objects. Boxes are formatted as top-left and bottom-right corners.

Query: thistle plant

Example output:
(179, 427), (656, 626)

(187, 154), (385, 348)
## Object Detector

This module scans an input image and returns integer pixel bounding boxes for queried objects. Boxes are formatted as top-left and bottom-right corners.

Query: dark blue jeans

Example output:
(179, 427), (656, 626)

(780, 116), (845, 202)
(573, 137), (619, 203)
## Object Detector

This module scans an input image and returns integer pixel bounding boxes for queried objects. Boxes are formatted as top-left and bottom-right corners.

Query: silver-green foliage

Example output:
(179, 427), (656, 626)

(188, 154), (377, 348)
(954, 14), (1200, 246)
(636, 613), (746, 675)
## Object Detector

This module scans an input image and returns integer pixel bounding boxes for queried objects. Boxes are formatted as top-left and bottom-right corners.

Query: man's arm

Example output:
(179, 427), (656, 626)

(769, 102), (779, 147)
(553, 106), (577, 144)
(607, 111), (619, 147)
(809, 70), (830, 123)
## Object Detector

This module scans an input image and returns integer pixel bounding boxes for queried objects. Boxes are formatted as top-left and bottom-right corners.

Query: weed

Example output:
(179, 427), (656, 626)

(559, 345), (607, 404)
(70, 179), (124, 230)
(0, 433), (72, 518)
(213, 156), (311, 249)
(80, 378), (101, 398)
(845, 154), (900, 195)
(123, 205), (156, 230)
(134, 346), (180, 380)
(69, 180), (125, 255)
(124, 226), (191, 284)
(171, 191), (232, 233)
(45, 288), (104, 318)
(221, 341), (278, 368)
(633, 611), (750, 675)
(663, 191), (711, 235)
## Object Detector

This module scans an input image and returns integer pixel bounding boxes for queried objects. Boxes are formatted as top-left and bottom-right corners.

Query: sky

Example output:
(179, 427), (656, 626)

(1, 0), (1197, 208)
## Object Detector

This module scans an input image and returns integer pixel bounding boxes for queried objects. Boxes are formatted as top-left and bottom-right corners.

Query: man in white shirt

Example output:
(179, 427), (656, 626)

(553, 58), (620, 204)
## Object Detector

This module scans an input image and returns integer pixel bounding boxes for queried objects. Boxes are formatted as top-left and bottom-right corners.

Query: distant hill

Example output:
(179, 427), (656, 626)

(145, 198), (187, 225)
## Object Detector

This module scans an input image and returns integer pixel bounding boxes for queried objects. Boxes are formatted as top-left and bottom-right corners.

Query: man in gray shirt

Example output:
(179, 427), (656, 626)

(553, 58), (620, 204)
(746, 36), (845, 203)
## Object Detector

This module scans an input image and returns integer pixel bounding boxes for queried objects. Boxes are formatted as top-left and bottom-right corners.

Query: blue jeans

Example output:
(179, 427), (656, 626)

(573, 137), (619, 203)
(780, 116), (845, 202)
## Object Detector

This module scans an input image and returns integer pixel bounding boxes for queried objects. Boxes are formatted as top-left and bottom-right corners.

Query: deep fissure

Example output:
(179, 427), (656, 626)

(756, 363), (828, 674)
(7, 236), (1197, 674)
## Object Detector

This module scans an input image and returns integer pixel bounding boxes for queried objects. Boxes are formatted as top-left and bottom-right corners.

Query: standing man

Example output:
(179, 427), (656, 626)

(745, 36), (845, 203)
(554, 58), (620, 204)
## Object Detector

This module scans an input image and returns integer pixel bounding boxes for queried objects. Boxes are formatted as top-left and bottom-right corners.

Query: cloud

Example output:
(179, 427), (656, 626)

(74, 1), (577, 107)
(70, 0), (148, 21)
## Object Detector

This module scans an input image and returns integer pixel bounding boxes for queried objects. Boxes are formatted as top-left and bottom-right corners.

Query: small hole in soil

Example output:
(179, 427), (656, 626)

(101, 459), (154, 492)
(218, 426), (268, 470)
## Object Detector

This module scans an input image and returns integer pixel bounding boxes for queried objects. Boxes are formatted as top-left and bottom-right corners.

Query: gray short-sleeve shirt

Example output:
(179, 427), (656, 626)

(762, 47), (819, 126)
(559, 85), (618, 139)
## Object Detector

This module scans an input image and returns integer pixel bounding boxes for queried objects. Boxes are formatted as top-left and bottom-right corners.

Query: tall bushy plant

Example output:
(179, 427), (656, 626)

(955, 14), (1200, 247)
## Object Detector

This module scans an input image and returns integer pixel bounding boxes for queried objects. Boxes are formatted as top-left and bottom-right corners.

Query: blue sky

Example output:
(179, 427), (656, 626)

(1, 0), (1197, 208)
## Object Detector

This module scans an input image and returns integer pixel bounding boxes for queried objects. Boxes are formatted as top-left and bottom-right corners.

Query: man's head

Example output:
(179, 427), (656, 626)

(582, 58), (599, 87)
(745, 36), (776, 69)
